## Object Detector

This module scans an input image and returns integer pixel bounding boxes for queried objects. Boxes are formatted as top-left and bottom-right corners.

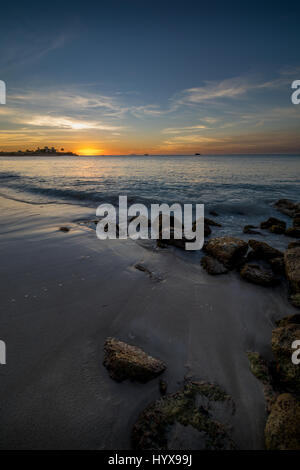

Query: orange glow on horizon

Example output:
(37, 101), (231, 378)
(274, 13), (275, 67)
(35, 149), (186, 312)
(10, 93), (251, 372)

(77, 148), (103, 156)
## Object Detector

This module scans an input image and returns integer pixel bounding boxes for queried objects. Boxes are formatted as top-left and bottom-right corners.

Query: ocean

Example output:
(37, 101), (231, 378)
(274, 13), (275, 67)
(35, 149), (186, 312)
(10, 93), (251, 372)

(0, 154), (299, 249)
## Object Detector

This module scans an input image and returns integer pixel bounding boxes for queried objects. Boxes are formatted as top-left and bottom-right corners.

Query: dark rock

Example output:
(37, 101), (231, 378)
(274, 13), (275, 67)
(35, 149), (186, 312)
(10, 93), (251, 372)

(204, 217), (222, 227)
(293, 217), (300, 229)
(271, 323), (300, 393)
(274, 199), (300, 218)
(103, 338), (166, 383)
(205, 237), (248, 269)
(247, 352), (277, 413)
(269, 225), (286, 234)
(265, 393), (300, 450)
(240, 264), (278, 287)
(132, 380), (235, 450)
(284, 246), (300, 295)
(59, 226), (70, 232)
(159, 380), (168, 396)
(288, 240), (300, 249)
(291, 294), (300, 308)
(260, 217), (286, 231)
(201, 255), (228, 275)
(243, 225), (261, 235)
(276, 314), (300, 328)
(268, 257), (285, 275)
(204, 223), (211, 237)
(248, 239), (283, 261)
(135, 263), (152, 276)
(285, 227), (300, 238)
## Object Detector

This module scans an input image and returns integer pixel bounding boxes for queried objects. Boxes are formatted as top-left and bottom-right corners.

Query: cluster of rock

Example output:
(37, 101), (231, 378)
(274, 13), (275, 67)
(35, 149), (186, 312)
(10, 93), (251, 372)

(103, 337), (235, 449)
(200, 235), (300, 308)
(247, 314), (300, 450)
(132, 380), (235, 450)
(196, 200), (300, 309)
(157, 215), (222, 249)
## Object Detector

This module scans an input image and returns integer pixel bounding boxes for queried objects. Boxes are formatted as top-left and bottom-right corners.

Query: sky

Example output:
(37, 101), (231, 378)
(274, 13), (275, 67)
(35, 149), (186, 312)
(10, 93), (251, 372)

(0, 0), (300, 155)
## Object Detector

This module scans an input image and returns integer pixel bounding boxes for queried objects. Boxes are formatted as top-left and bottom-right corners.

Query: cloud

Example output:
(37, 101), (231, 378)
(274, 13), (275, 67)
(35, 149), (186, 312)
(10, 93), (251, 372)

(161, 125), (209, 134)
(173, 74), (293, 107)
(24, 115), (125, 131)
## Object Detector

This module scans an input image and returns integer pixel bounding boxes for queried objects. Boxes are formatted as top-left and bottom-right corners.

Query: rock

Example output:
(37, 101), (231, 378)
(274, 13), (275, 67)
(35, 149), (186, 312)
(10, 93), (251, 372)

(276, 314), (300, 328)
(291, 294), (300, 308)
(209, 210), (219, 217)
(243, 225), (261, 235)
(271, 323), (300, 393)
(247, 352), (277, 413)
(204, 217), (222, 227)
(260, 217), (286, 231)
(284, 246), (300, 295)
(265, 393), (300, 450)
(285, 227), (300, 238)
(274, 199), (300, 218)
(132, 380), (235, 450)
(59, 226), (70, 232)
(248, 239), (283, 261)
(268, 257), (285, 275)
(288, 240), (300, 249)
(293, 217), (300, 229)
(135, 263), (152, 276)
(269, 225), (286, 234)
(103, 338), (166, 383)
(240, 264), (278, 287)
(201, 255), (228, 275)
(159, 380), (168, 396)
(157, 230), (187, 250)
(204, 223), (211, 237)
(205, 237), (248, 269)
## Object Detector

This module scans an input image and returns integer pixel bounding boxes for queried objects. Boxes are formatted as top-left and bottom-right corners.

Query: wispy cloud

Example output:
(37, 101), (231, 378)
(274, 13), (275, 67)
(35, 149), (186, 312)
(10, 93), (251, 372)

(24, 115), (125, 131)
(161, 125), (208, 134)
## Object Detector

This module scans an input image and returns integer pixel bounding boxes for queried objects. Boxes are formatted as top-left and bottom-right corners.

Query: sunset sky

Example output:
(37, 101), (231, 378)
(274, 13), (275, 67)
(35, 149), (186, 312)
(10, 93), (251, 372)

(1, 0), (300, 155)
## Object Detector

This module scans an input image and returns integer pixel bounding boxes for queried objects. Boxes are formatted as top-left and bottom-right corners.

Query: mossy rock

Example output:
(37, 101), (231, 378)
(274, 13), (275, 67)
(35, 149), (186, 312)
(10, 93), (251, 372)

(132, 380), (235, 450)
(240, 264), (278, 287)
(271, 324), (300, 394)
(103, 337), (166, 383)
(265, 393), (300, 450)
(247, 352), (277, 413)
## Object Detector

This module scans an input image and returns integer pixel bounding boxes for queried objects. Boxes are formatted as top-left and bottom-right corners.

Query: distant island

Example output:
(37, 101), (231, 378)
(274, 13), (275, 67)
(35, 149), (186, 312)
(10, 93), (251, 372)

(0, 146), (78, 156)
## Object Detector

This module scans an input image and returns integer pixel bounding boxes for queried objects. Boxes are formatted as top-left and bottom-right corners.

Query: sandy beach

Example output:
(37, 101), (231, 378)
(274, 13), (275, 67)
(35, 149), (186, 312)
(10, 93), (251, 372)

(0, 194), (298, 449)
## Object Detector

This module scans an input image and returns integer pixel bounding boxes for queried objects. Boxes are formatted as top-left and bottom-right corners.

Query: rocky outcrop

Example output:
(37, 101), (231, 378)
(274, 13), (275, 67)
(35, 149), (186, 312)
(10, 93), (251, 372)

(132, 380), (235, 450)
(103, 338), (166, 383)
(284, 246), (300, 296)
(201, 255), (228, 275)
(205, 237), (248, 269)
(271, 322), (300, 393)
(248, 239), (283, 261)
(265, 394), (300, 450)
(274, 199), (300, 218)
(240, 264), (278, 287)
(247, 352), (277, 413)
(260, 217), (286, 234)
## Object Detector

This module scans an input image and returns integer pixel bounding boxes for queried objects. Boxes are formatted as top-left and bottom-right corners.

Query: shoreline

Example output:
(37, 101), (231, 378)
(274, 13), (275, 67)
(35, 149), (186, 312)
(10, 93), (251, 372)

(0, 195), (298, 449)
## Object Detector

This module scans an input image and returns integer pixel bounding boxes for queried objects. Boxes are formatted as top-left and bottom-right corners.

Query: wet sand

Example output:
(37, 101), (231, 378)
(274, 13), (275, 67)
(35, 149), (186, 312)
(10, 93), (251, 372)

(0, 196), (297, 449)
